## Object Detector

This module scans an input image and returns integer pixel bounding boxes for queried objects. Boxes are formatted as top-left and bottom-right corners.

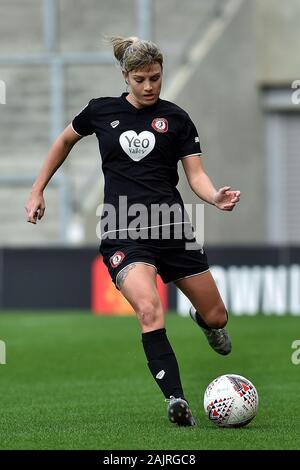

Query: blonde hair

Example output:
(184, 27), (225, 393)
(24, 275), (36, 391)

(108, 36), (163, 72)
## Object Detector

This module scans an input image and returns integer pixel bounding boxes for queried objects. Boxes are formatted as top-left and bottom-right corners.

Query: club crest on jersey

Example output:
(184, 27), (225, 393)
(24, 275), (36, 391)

(109, 251), (125, 268)
(151, 118), (168, 133)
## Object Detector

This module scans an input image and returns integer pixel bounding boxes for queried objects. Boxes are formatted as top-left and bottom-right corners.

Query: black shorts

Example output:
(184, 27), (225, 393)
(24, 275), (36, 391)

(99, 236), (209, 290)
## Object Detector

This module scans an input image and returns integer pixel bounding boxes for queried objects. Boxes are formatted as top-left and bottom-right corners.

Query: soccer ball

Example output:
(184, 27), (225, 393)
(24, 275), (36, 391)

(203, 374), (259, 428)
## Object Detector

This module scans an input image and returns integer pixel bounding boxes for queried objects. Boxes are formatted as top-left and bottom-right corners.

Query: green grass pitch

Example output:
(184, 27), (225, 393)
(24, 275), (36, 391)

(0, 312), (299, 450)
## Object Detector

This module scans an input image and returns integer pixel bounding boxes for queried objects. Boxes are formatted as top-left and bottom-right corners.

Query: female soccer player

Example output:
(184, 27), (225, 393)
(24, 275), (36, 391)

(25, 36), (240, 427)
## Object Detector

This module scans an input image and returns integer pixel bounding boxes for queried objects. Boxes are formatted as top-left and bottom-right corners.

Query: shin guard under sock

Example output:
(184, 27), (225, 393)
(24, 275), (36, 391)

(142, 328), (185, 399)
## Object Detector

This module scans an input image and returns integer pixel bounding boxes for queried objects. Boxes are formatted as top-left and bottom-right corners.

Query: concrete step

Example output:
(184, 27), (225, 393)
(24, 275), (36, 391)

(0, 0), (222, 245)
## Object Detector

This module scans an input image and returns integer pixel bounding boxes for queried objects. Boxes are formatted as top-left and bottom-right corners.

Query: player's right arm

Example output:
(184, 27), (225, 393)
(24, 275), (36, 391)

(25, 125), (82, 224)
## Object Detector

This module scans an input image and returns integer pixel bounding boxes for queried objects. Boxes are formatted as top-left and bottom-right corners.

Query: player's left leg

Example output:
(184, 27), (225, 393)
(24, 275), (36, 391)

(174, 271), (231, 355)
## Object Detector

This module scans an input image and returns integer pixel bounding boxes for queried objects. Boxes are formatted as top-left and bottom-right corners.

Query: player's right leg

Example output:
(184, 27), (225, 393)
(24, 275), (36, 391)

(117, 262), (164, 333)
(118, 263), (196, 426)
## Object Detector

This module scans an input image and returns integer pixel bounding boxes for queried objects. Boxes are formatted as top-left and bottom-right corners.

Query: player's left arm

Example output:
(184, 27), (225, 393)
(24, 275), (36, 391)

(181, 155), (241, 211)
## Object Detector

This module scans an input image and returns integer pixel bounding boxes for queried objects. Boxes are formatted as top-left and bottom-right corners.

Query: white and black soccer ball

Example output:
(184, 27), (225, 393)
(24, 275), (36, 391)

(203, 374), (259, 428)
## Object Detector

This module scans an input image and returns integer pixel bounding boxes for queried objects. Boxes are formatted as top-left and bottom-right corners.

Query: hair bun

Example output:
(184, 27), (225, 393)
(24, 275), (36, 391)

(109, 36), (140, 62)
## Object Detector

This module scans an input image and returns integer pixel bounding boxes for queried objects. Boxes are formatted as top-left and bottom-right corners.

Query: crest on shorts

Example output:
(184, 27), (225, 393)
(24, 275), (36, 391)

(151, 118), (168, 133)
(110, 251), (125, 268)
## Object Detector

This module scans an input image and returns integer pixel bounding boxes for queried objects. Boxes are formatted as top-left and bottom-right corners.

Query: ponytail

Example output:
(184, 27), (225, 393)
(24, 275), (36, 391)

(106, 35), (163, 72)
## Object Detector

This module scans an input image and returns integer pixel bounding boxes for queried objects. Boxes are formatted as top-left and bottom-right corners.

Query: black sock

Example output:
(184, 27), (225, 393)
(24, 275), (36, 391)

(194, 309), (229, 330)
(142, 328), (185, 400)
(194, 311), (212, 330)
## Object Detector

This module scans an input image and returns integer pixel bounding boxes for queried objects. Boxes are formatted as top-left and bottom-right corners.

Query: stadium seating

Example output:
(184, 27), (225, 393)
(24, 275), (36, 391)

(0, 0), (223, 245)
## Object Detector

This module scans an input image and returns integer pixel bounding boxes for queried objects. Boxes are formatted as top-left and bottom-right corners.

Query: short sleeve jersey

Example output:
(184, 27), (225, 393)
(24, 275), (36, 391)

(72, 93), (202, 235)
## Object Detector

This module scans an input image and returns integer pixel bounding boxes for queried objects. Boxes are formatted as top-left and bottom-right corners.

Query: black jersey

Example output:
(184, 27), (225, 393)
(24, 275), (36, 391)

(72, 93), (202, 239)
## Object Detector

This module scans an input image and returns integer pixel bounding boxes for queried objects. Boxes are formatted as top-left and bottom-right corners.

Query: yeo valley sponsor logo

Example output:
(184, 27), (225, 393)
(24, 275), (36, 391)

(119, 130), (155, 161)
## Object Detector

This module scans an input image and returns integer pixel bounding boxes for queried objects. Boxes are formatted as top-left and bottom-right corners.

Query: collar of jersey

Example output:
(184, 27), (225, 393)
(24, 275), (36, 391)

(120, 92), (160, 113)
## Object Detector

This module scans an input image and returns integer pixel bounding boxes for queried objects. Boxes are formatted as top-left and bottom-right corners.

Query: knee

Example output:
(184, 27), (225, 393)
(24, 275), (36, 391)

(136, 298), (162, 328)
(207, 305), (228, 329)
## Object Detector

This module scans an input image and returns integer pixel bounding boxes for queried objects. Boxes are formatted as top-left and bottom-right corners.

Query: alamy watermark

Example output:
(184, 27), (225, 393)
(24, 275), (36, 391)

(291, 80), (300, 105)
(0, 340), (6, 364)
(291, 340), (300, 365)
(0, 80), (6, 104)
(96, 197), (205, 250)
